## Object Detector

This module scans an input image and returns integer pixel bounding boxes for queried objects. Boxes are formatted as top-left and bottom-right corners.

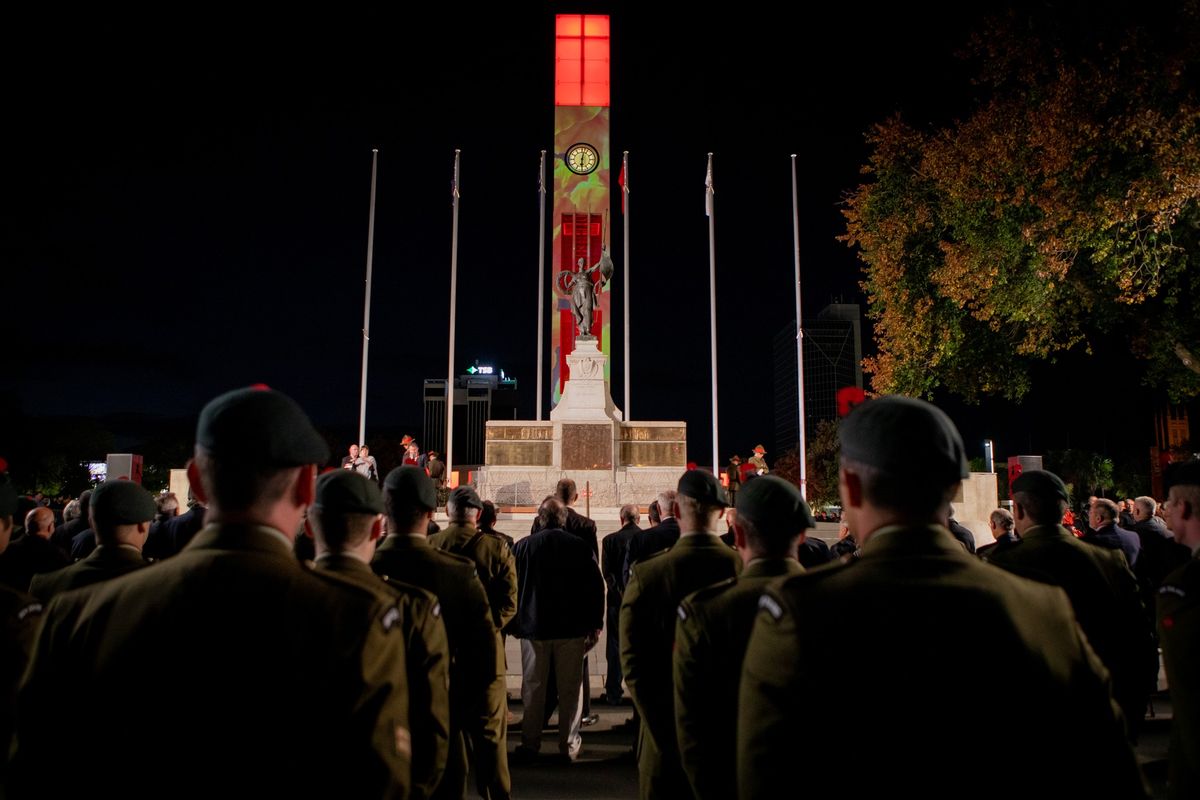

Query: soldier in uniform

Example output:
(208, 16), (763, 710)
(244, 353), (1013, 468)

(620, 470), (741, 800)
(674, 475), (812, 800)
(308, 469), (452, 800)
(738, 396), (1145, 799)
(748, 445), (768, 476)
(428, 486), (514, 800)
(725, 455), (743, 507)
(0, 477), (43, 787)
(29, 478), (155, 601)
(988, 470), (1155, 741)
(13, 386), (413, 797)
(374, 466), (501, 800)
(1159, 460), (1200, 799)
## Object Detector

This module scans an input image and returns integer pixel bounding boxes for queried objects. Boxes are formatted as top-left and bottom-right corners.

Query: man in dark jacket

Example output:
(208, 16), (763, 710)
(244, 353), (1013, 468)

(600, 504), (640, 704)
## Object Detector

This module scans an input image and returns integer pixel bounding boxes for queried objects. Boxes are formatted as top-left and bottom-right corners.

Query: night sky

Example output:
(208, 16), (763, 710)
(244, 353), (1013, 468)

(3, 3), (1170, 478)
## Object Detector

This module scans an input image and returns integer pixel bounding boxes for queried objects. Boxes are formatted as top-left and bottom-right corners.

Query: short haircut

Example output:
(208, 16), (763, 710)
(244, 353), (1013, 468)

(446, 494), (478, 521)
(156, 493), (179, 516)
(619, 503), (639, 525)
(385, 493), (430, 533)
(63, 499), (81, 522)
(1135, 496), (1157, 516)
(1013, 491), (1067, 526)
(648, 500), (662, 525)
(193, 448), (296, 513)
(989, 508), (1014, 532)
(24, 507), (54, 536)
(1092, 498), (1118, 523)
(479, 500), (498, 529)
(538, 495), (567, 529)
(310, 508), (377, 550)
(556, 478), (578, 504)
(676, 493), (723, 523)
(842, 457), (957, 519)
(739, 513), (797, 559)
(657, 489), (677, 516)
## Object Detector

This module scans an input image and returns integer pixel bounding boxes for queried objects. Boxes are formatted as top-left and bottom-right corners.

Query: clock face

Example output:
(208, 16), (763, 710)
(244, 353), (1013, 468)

(565, 143), (599, 175)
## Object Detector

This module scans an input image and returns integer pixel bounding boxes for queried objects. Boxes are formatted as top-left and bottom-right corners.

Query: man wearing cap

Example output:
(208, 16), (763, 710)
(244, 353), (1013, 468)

(13, 387), (412, 797)
(509, 496), (605, 764)
(428, 485), (514, 800)
(29, 479), (154, 600)
(620, 470), (741, 800)
(988, 469), (1155, 740)
(307, 469), (452, 800)
(1155, 461), (1200, 799)
(738, 396), (1146, 799)
(374, 466), (501, 800)
(674, 475), (811, 800)
(0, 477), (43, 787)
(725, 455), (743, 507)
(748, 445), (768, 476)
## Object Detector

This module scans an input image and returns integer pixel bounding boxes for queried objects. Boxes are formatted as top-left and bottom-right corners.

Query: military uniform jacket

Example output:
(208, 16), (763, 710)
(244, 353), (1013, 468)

(428, 522), (518, 635)
(314, 553), (452, 800)
(738, 525), (1146, 799)
(13, 524), (412, 798)
(624, 517), (681, 587)
(1, 584), (41, 787)
(371, 534), (498, 726)
(620, 533), (741, 784)
(987, 523), (1156, 728)
(1159, 552), (1200, 800)
(28, 543), (147, 601)
(674, 558), (802, 800)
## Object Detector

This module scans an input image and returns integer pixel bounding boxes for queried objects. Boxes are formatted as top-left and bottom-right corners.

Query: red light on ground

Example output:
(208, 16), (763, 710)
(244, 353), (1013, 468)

(556, 14), (609, 107)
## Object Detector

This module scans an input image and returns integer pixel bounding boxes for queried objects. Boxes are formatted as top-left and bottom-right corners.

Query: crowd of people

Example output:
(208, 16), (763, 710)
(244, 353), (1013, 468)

(0, 387), (1196, 798)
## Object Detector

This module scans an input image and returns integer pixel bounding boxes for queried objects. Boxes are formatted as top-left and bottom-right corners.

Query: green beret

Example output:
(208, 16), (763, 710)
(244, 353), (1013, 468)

(91, 480), (157, 527)
(678, 469), (729, 508)
(1164, 460), (1200, 493)
(314, 470), (384, 516)
(1010, 470), (1069, 503)
(840, 395), (969, 486)
(383, 466), (437, 512)
(736, 475), (815, 536)
(196, 386), (329, 467)
(448, 486), (483, 511)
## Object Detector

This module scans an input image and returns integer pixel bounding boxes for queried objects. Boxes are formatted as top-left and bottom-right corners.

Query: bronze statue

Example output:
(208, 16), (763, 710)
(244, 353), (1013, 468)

(558, 246), (613, 338)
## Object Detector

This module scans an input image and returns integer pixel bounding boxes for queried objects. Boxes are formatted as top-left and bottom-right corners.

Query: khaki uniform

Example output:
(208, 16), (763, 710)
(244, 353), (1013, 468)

(620, 533), (741, 800)
(372, 534), (501, 800)
(738, 525), (1146, 799)
(673, 558), (802, 800)
(1, 584), (41, 787)
(427, 522), (516, 799)
(28, 544), (147, 601)
(314, 553), (452, 800)
(748, 454), (768, 475)
(1159, 552), (1200, 800)
(13, 524), (412, 798)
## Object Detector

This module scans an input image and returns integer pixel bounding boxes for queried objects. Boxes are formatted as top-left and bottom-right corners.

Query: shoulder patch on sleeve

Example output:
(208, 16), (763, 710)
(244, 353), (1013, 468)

(431, 601), (441, 618)
(677, 604), (688, 621)
(1159, 584), (1186, 599)
(17, 602), (43, 622)
(758, 594), (784, 620)
(380, 605), (402, 632)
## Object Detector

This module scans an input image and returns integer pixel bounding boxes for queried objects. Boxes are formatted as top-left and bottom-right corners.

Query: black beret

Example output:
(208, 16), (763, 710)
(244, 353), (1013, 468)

(91, 480), (157, 527)
(736, 475), (816, 536)
(1010, 470), (1069, 503)
(383, 465), (438, 512)
(840, 395), (969, 485)
(196, 386), (329, 467)
(448, 486), (483, 511)
(0, 477), (17, 518)
(677, 469), (729, 508)
(314, 470), (385, 516)
(1164, 460), (1200, 493)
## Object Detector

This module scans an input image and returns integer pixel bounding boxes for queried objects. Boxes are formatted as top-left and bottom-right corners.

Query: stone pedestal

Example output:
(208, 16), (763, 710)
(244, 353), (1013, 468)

(476, 339), (687, 508)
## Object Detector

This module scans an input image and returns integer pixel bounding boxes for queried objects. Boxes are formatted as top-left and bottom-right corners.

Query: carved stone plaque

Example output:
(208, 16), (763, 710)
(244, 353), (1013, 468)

(562, 425), (613, 470)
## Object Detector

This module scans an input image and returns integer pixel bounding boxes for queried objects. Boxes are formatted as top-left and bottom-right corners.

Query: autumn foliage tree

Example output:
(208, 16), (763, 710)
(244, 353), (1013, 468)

(843, 4), (1200, 402)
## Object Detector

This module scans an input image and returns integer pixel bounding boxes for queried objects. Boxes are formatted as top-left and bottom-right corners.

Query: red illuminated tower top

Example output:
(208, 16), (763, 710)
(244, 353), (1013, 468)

(555, 14), (610, 107)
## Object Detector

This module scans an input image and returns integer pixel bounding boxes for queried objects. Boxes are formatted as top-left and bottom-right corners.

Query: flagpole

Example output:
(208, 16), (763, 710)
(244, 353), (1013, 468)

(791, 154), (808, 500)
(706, 153), (719, 474)
(446, 150), (461, 481)
(622, 151), (630, 419)
(536, 150), (546, 421)
(357, 148), (379, 447)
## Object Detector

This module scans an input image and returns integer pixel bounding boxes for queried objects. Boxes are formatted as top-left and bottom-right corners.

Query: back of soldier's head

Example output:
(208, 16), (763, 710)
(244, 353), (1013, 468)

(736, 475), (815, 558)
(193, 387), (329, 512)
(90, 479), (157, 544)
(839, 395), (969, 519)
(1010, 470), (1069, 526)
(382, 466), (437, 533)
(311, 470), (384, 551)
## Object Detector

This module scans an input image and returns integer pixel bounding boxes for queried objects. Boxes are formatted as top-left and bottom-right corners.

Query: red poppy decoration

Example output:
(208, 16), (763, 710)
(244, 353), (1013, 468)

(837, 386), (866, 417)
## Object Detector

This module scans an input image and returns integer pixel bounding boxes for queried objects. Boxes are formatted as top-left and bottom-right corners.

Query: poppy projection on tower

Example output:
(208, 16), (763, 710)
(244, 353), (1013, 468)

(551, 14), (612, 409)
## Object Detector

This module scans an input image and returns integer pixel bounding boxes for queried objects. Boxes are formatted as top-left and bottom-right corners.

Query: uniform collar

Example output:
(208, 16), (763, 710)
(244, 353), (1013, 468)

(184, 524), (295, 559)
(860, 524), (966, 558)
(742, 557), (803, 578)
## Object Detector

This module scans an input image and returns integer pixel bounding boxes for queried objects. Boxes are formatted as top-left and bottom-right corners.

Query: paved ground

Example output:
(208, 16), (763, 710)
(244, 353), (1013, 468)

(500, 693), (1175, 798)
